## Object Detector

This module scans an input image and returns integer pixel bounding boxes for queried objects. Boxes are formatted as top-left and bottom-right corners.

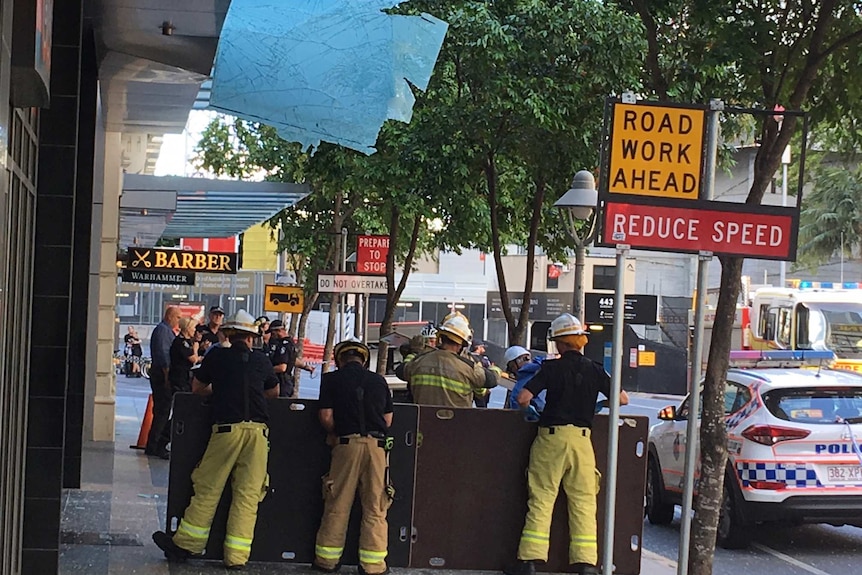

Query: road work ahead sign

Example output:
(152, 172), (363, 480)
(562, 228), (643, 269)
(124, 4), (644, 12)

(608, 103), (705, 199)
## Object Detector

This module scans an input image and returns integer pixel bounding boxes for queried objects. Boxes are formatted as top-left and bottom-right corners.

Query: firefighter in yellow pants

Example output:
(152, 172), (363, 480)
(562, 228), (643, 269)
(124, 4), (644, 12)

(152, 310), (280, 570)
(313, 340), (394, 575)
(504, 314), (628, 575)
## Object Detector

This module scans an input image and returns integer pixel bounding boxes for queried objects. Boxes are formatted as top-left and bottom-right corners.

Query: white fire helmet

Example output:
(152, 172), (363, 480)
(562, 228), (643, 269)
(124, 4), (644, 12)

(504, 345), (530, 365)
(547, 313), (589, 340)
(438, 314), (472, 346)
(222, 309), (259, 335)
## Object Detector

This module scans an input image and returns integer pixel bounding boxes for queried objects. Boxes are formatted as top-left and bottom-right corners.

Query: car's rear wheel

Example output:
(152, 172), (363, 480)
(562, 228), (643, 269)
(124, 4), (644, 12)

(717, 481), (749, 549)
(645, 455), (675, 525)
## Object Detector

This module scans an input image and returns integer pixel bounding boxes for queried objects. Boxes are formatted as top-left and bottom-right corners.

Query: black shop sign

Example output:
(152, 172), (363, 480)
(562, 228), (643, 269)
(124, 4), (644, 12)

(584, 292), (658, 325)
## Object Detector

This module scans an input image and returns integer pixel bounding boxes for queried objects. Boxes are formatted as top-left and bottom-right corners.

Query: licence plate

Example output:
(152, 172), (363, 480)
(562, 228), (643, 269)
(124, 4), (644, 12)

(825, 465), (862, 483)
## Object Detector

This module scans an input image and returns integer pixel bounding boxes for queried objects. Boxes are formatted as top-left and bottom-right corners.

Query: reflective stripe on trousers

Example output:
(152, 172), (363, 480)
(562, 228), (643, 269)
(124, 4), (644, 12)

(314, 437), (390, 574)
(171, 421), (269, 567)
(517, 425), (601, 565)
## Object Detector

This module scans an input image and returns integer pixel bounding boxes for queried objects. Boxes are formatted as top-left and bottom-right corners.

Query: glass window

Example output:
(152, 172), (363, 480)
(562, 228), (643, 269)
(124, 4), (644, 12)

(777, 308), (792, 346)
(592, 265), (616, 291)
(724, 382), (752, 414)
(764, 388), (862, 424)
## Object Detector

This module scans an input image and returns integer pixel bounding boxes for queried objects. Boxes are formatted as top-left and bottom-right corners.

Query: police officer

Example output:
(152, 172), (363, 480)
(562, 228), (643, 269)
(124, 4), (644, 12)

(505, 314), (628, 575)
(401, 314), (499, 408)
(152, 309), (279, 570)
(313, 340), (393, 575)
(196, 305), (225, 347)
(267, 319), (314, 397)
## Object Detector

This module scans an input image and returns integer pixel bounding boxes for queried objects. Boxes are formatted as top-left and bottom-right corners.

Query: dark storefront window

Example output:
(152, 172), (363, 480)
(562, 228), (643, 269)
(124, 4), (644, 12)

(592, 265), (617, 290)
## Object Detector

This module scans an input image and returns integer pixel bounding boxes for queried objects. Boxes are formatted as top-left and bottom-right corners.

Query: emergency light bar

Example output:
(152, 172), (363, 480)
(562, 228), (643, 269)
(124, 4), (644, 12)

(728, 350), (835, 369)
(789, 280), (862, 290)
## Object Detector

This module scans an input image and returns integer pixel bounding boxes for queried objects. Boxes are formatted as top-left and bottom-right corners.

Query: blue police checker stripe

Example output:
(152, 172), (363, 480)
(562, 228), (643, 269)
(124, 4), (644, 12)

(725, 395), (761, 430)
(737, 462), (819, 487)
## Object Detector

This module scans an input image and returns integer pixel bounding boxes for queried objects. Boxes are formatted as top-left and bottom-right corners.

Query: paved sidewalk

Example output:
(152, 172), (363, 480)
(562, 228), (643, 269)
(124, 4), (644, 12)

(59, 375), (676, 575)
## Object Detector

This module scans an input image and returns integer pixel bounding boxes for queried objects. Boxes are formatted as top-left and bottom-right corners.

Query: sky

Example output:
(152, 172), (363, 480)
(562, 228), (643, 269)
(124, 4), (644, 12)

(153, 110), (217, 177)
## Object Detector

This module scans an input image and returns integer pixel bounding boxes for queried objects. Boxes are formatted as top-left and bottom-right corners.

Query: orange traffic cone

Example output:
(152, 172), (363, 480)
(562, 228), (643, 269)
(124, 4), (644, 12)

(130, 394), (154, 450)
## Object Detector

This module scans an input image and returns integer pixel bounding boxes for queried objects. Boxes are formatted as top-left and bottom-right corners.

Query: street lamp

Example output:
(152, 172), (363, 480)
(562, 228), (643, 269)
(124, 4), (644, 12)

(555, 170), (599, 322)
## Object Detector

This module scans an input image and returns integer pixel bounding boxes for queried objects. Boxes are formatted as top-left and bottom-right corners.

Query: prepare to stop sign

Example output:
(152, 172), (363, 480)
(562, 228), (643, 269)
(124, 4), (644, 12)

(609, 103), (705, 199)
(357, 235), (389, 275)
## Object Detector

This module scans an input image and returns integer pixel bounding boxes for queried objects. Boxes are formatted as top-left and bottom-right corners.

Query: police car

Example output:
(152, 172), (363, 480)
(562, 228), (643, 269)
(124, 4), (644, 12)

(645, 350), (862, 548)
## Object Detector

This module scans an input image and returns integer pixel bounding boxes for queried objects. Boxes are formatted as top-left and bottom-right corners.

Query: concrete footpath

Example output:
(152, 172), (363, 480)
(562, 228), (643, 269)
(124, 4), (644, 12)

(58, 375), (678, 575)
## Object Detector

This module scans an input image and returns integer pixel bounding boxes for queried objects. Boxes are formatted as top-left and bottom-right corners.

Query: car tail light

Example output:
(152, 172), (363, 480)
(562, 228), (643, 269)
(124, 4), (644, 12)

(747, 480), (786, 490)
(741, 424), (811, 445)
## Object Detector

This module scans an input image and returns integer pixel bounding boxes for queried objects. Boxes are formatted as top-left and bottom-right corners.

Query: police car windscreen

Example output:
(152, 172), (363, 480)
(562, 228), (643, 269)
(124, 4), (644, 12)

(807, 303), (862, 359)
(763, 388), (862, 424)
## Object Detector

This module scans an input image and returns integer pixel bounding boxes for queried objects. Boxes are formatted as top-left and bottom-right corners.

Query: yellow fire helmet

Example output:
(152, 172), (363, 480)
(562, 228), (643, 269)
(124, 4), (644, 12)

(547, 313), (589, 340)
(221, 309), (259, 335)
(333, 339), (370, 366)
(438, 313), (472, 346)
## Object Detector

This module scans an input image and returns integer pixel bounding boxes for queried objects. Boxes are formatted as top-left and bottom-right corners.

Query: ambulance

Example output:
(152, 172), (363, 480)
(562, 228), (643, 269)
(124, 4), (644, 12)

(746, 282), (862, 372)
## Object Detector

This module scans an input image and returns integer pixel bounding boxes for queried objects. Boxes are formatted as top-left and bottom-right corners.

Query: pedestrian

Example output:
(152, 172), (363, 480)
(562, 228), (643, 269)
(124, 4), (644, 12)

(124, 326), (143, 377)
(146, 306), (182, 459)
(401, 314), (499, 408)
(152, 309), (280, 570)
(256, 315), (271, 352)
(196, 305), (225, 347)
(470, 338), (492, 407)
(504, 314), (628, 575)
(267, 319), (314, 398)
(503, 346), (546, 412)
(169, 317), (201, 393)
(312, 340), (394, 575)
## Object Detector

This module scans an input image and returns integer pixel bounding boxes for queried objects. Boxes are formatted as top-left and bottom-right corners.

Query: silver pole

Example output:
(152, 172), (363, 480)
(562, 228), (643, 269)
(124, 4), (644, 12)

(362, 293), (370, 344)
(677, 98), (722, 575)
(779, 160), (788, 287)
(574, 243), (586, 323)
(602, 244), (628, 575)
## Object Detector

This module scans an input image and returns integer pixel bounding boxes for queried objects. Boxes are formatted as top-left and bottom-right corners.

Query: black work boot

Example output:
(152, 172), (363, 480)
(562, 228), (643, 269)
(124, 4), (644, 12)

(311, 561), (342, 573)
(503, 559), (536, 575)
(572, 563), (601, 575)
(152, 531), (191, 562)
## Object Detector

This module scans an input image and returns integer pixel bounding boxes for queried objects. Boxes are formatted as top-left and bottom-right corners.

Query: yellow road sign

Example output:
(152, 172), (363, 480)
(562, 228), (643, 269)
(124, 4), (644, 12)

(264, 285), (304, 313)
(608, 103), (705, 199)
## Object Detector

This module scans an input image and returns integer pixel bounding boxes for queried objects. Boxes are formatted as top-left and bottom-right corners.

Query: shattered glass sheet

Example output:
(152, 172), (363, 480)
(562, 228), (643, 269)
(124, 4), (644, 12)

(209, 0), (449, 154)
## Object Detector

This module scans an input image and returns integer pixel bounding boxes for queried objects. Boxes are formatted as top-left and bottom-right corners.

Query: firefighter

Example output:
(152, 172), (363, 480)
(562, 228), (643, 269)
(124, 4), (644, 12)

(313, 340), (394, 575)
(152, 309), (280, 570)
(505, 314), (628, 575)
(401, 314), (499, 407)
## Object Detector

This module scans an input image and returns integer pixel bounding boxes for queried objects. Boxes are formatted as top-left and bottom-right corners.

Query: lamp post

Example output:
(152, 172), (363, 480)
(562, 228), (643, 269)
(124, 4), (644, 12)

(555, 170), (599, 322)
(779, 145), (790, 287)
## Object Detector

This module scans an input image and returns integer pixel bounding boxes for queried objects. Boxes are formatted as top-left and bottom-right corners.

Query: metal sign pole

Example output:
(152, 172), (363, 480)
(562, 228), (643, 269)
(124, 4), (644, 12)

(602, 243), (628, 575)
(677, 98), (722, 575)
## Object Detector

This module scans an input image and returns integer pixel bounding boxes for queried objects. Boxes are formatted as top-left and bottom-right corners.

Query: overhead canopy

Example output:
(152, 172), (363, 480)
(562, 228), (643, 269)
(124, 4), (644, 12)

(120, 174), (310, 247)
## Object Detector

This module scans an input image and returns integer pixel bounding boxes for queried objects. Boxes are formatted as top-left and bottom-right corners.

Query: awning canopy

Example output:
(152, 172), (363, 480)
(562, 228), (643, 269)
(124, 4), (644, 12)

(120, 174), (310, 247)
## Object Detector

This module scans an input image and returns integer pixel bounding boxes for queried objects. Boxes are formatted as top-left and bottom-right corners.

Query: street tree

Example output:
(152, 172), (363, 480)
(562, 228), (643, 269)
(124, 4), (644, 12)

(798, 163), (862, 266)
(620, 1), (862, 572)
(413, 0), (646, 345)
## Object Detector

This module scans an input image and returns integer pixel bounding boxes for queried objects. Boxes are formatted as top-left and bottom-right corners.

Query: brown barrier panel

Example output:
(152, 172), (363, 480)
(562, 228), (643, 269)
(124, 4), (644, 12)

(409, 408), (648, 574)
(167, 394), (418, 566)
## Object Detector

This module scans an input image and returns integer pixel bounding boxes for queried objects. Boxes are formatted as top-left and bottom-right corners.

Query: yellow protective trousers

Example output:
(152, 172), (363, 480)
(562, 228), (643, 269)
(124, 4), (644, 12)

(517, 425), (601, 565)
(315, 436), (390, 574)
(172, 422), (270, 568)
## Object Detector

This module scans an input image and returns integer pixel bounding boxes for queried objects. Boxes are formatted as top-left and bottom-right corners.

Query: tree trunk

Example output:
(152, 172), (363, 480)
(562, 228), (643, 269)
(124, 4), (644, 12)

(322, 190), (344, 373)
(485, 153), (518, 345)
(376, 208), (422, 374)
(512, 177), (546, 346)
(689, 256), (741, 574)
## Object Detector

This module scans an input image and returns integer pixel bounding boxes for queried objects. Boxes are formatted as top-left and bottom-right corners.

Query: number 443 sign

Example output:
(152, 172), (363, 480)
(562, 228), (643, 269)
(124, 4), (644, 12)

(585, 292), (658, 325)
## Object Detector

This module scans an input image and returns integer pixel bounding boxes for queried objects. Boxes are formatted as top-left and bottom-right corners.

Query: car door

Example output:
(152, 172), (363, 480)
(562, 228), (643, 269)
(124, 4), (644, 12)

(653, 396), (690, 495)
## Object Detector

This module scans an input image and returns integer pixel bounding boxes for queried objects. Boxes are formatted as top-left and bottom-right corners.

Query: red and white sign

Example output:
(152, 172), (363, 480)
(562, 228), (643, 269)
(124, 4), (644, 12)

(181, 237), (238, 253)
(603, 202), (796, 259)
(356, 235), (390, 275)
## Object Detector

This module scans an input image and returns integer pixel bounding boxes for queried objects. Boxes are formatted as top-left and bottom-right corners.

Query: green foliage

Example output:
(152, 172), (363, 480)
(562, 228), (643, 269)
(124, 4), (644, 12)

(799, 162), (862, 265)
